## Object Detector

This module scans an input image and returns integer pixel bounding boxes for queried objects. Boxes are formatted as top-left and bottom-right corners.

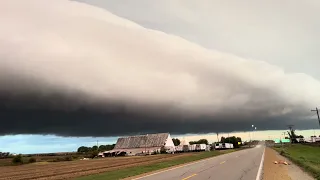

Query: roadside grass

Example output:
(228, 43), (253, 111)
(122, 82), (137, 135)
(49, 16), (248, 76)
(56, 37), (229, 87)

(273, 144), (320, 179)
(76, 149), (238, 180)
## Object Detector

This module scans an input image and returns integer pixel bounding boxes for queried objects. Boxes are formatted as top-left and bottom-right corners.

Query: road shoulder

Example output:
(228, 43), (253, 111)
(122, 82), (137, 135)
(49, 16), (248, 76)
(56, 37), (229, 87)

(274, 150), (314, 180)
(263, 147), (315, 180)
(263, 147), (291, 180)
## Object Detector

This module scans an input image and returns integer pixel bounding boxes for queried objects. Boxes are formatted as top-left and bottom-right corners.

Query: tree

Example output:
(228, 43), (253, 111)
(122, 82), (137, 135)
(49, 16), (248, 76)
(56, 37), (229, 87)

(12, 155), (23, 164)
(189, 139), (209, 145)
(77, 146), (89, 153)
(287, 128), (304, 143)
(172, 138), (181, 146)
(198, 139), (209, 145)
(92, 145), (98, 151)
(220, 137), (226, 143)
(98, 145), (106, 151)
(220, 136), (242, 148)
(78, 144), (115, 154)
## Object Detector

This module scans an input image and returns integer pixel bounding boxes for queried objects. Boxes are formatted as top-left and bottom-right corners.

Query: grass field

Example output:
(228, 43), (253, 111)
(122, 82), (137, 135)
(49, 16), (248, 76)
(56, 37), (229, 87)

(273, 144), (320, 179)
(76, 150), (237, 180)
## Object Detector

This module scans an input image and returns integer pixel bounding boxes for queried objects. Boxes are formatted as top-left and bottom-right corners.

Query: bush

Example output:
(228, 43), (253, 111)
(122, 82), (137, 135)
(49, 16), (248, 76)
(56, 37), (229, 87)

(280, 150), (285, 155)
(160, 146), (167, 154)
(64, 156), (73, 161)
(28, 157), (36, 163)
(90, 151), (99, 158)
(12, 155), (23, 164)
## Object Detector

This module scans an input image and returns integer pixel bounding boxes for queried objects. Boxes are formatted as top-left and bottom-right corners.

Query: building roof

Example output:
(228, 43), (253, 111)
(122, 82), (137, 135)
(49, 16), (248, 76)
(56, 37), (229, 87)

(114, 133), (169, 149)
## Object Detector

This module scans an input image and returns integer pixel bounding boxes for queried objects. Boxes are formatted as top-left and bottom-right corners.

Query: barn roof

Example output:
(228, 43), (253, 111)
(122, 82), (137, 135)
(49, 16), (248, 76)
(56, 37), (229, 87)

(114, 133), (169, 149)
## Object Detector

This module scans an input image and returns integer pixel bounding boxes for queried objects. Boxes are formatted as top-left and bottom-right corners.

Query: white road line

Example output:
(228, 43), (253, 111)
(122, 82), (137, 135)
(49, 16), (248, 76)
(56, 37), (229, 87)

(255, 148), (265, 180)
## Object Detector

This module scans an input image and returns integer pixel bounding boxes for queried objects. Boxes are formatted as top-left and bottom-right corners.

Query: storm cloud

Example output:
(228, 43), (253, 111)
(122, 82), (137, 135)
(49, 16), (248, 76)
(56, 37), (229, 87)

(0, 0), (319, 136)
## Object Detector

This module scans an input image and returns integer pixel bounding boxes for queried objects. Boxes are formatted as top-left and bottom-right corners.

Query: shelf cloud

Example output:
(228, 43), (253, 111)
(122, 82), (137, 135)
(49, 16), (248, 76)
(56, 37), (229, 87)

(0, 0), (319, 136)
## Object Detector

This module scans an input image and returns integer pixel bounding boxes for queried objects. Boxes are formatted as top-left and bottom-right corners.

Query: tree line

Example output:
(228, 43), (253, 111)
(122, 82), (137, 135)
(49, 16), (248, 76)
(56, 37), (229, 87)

(189, 139), (209, 145)
(0, 152), (11, 158)
(77, 144), (115, 153)
(172, 138), (210, 146)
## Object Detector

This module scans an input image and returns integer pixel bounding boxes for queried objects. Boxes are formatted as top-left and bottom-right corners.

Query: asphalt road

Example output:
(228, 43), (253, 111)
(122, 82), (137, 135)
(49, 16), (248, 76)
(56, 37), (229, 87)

(132, 142), (265, 180)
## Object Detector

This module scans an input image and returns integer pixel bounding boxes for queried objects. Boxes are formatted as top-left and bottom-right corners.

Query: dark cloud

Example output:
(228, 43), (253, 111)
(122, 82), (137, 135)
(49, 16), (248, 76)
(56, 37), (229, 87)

(0, 0), (319, 137)
(0, 91), (316, 136)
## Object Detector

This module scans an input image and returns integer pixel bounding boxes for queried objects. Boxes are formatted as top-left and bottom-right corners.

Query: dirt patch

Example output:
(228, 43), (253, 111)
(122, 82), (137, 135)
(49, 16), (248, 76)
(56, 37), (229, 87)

(0, 153), (195, 180)
(263, 147), (291, 180)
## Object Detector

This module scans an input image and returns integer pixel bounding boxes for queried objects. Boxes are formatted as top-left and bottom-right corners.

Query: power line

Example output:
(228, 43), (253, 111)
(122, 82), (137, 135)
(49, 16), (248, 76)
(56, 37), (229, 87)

(311, 107), (320, 128)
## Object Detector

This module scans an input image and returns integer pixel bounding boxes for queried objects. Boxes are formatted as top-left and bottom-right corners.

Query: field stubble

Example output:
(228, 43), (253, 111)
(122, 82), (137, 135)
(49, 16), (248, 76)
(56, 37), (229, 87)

(0, 153), (194, 180)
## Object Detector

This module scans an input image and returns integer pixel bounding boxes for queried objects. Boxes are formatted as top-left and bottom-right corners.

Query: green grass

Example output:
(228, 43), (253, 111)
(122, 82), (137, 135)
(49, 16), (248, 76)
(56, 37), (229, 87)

(273, 144), (320, 179)
(75, 150), (237, 180)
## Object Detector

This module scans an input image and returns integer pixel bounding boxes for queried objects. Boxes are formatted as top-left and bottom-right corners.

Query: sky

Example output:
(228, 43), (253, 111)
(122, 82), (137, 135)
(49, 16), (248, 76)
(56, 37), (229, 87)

(0, 0), (320, 153)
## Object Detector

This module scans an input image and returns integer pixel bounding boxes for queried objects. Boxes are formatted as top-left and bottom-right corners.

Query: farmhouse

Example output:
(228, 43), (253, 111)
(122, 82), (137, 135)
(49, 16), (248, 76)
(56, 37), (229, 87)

(103, 133), (175, 156)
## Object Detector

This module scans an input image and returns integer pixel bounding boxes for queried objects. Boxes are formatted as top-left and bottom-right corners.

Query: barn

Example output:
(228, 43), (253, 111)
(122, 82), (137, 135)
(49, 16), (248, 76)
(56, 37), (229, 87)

(103, 133), (175, 156)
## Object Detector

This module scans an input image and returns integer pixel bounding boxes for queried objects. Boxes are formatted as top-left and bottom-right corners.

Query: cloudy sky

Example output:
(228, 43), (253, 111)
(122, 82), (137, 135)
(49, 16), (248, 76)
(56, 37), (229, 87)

(0, 0), (320, 153)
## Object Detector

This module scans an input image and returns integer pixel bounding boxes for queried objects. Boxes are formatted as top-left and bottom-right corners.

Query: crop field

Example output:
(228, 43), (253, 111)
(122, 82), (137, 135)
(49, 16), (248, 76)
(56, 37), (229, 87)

(0, 153), (197, 180)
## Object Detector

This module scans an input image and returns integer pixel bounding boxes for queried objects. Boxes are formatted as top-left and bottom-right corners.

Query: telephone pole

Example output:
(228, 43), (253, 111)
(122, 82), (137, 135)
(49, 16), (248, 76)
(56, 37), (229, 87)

(216, 132), (219, 142)
(311, 107), (320, 127)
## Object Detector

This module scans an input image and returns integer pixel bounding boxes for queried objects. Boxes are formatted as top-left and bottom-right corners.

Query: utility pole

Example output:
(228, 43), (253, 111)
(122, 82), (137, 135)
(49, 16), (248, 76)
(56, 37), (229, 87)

(281, 132), (286, 149)
(216, 132), (219, 142)
(311, 107), (320, 127)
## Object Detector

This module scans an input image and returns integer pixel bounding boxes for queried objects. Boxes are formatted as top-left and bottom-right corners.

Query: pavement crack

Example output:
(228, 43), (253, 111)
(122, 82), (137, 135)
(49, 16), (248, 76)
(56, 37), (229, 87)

(198, 164), (218, 173)
(180, 171), (190, 177)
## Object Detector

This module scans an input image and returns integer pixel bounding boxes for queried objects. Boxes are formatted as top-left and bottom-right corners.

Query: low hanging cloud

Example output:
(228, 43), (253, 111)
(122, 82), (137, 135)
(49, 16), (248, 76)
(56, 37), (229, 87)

(0, 0), (319, 136)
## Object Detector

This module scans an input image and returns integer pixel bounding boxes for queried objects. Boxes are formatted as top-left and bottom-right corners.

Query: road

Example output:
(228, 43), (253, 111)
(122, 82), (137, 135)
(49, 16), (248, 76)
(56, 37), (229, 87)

(132, 142), (265, 180)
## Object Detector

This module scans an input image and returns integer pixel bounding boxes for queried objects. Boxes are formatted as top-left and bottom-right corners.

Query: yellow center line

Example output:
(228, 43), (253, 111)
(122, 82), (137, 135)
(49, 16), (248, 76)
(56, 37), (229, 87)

(182, 174), (197, 180)
(220, 161), (226, 164)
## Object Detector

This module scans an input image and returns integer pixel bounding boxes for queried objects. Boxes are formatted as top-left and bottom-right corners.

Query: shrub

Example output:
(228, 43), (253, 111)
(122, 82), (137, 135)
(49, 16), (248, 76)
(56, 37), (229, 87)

(12, 155), (23, 164)
(64, 156), (73, 161)
(90, 151), (99, 158)
(280, 150), (285, 155)
(28, 157), (36, 163)
(160, 146), (167, 154)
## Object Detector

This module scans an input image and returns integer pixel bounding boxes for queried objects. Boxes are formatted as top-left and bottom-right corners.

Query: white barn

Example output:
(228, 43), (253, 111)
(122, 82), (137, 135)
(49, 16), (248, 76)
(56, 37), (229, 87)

(103, 133), (175, 156)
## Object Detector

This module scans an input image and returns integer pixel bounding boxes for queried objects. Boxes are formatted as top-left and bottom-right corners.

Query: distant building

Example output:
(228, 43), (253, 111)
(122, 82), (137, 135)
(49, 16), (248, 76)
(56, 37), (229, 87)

(103, 133), (175, 156)
(309, 136), (320, 143)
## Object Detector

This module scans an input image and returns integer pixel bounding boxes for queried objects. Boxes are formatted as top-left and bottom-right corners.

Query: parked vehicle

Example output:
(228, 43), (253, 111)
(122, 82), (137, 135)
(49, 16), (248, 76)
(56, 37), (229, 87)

(182, 145), (189, 152)
(188, 144), (196, 151)
(215, 143), (234, 150)
(195, 144), (207, 151)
